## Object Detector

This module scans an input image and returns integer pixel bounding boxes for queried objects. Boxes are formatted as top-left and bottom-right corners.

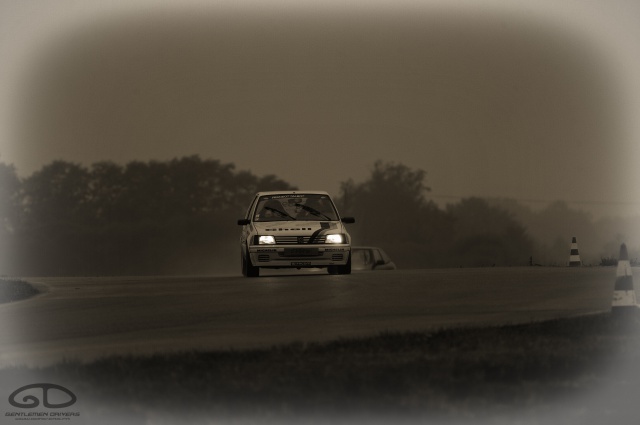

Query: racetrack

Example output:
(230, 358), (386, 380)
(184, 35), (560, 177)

(0, 267), (618, 368)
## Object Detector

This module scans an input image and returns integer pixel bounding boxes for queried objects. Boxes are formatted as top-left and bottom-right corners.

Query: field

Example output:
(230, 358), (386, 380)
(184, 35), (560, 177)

(0, 279), (40, 304)
(1, 278), (639, 424)
(1, 312), (639, 424)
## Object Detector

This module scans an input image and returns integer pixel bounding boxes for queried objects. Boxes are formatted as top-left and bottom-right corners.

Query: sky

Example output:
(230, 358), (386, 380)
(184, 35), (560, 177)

(1, 0), (640, 218)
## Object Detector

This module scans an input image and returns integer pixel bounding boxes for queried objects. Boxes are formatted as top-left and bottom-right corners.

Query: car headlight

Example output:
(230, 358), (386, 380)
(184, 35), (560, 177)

(325, 234), (344, 244)
(258, 235), (276, 244)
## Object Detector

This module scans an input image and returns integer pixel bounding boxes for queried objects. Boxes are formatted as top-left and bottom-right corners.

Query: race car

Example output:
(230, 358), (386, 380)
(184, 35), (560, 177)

(237, 191), (355, 277)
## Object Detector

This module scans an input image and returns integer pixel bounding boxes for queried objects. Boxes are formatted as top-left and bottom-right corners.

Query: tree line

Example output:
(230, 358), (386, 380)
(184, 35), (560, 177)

(336, 161), (534, 268)
(0, 157), (635, 276)
(338, 161), (639, 268)
(0, 156), (294, 275)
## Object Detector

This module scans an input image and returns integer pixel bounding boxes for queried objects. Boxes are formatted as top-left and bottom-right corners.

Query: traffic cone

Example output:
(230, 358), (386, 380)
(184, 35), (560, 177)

(612, 243), (639, 312)
(568, 237), (582, 267)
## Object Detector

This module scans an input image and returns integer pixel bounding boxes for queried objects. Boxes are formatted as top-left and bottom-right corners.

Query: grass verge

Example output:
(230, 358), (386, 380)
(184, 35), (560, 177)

(2, 312), (639, 424)
(0, 279), (39, 303)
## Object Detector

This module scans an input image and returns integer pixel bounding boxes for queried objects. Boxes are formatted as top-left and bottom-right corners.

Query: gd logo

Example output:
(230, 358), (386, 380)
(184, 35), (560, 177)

(9, 384), (77, 409)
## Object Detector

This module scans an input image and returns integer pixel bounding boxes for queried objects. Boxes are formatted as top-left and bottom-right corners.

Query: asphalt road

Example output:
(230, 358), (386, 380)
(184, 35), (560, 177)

(0, 267), (618, 368)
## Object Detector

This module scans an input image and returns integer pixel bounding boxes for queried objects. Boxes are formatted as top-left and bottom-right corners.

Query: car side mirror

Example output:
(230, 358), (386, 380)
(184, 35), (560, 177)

(341, 217), (355, 224)
(237, 219), (250, 225)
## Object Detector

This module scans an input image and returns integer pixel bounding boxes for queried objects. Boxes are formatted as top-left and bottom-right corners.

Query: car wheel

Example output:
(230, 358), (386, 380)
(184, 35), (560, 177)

(242, 249), (259, 277)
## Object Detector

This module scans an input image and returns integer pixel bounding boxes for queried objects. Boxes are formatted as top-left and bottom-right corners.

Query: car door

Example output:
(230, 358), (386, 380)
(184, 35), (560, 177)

(240, 195), (258, 250)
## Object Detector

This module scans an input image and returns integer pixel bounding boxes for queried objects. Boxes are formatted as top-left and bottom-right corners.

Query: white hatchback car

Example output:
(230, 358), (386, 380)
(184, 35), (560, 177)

(237, 191), (355, 277)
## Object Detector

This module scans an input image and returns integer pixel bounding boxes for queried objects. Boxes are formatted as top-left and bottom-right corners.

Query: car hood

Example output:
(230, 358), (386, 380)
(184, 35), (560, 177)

(253, 221), (342, 235)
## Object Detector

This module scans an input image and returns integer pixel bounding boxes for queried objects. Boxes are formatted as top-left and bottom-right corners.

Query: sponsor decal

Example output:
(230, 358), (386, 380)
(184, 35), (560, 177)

(284, 248), (318, 257)
(257, 248), (277, 252)
(269, 195), (304, 199)
(265, 228), (312, 231)
(291, 262), (312, 266)
(5, 384), (80, 421)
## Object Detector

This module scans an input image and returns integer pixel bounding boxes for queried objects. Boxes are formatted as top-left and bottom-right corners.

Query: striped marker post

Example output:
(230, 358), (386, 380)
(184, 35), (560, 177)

(568, 237), (582, 267)
(612, 243), (639, 312)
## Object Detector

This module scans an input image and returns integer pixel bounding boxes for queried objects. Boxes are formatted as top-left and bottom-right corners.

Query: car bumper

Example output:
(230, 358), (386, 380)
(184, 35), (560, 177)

(248, 245), (351, 268)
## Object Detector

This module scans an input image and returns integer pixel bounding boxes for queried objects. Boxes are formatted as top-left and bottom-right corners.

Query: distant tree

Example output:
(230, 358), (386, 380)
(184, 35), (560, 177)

(0, 163), (20, 234)
(87, 161), (126, 222)
(15, 161), (94, 274)
(21, 161), (92, 228)
(337, 161), (453, 267)
(446, 198), (534, 267)
(230, 170), (297, 214)
(0, 163), (22, 274)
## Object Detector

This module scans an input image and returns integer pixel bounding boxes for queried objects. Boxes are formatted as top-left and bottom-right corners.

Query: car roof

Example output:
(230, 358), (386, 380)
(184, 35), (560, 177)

(255, 190), (331, 197)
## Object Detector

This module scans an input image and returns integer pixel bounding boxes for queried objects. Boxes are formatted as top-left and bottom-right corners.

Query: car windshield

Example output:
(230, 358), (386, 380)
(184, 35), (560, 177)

(253, 194), (339, 222)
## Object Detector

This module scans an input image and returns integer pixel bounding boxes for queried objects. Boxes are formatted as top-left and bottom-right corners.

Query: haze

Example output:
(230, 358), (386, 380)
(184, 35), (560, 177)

(1, 0), (639, 217)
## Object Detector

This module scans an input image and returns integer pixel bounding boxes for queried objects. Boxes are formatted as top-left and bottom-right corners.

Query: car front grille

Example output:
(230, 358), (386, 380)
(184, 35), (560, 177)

(274, 235), (327, 244)
(331, 254), (344, 261)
